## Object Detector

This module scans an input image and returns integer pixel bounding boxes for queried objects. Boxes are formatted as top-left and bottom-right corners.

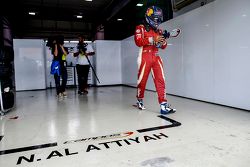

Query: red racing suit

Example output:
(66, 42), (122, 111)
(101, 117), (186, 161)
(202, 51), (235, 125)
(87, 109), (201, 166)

(134, 24), (167, 104)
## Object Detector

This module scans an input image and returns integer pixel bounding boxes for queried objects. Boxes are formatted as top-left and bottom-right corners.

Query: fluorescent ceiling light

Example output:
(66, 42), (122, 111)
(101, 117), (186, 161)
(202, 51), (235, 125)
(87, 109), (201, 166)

(29, 12), (36, 15)
(117, 18), (123, 21)
(136, 3), (143, 7)
(69, 40), (92, 43)
(70, 41), (79, 43)
(76, 15), (82, 19)
(85, 0), (92, 1)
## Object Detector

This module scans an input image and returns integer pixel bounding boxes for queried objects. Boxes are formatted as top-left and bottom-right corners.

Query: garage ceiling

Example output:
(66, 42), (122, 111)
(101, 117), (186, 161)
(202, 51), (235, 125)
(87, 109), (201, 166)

(2, 0), (173, 40)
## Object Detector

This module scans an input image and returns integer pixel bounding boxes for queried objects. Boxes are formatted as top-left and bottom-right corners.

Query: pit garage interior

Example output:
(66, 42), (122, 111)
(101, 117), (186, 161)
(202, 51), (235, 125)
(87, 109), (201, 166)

(0, 0), (249, 167)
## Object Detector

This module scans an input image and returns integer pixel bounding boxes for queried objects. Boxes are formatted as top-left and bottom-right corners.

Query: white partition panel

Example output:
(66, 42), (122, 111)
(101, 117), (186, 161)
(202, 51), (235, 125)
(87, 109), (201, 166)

(213, 0), (250, 110)
(121, 37), (138, 87)
(121, 0), (250, 110)
(14, 39), (46, 91)
(162, 2), (215, 102)
(95, 40), (122, 85)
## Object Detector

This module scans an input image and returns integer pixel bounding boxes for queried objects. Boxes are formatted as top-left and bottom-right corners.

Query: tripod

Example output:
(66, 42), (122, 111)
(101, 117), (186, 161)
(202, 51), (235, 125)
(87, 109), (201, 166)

(80, 51), (100, 84)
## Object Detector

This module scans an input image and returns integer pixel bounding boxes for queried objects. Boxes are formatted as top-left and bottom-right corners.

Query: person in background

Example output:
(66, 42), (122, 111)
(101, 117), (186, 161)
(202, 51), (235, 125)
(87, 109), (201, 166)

(51, 35), (68, 98)
(134, 6), (176, 114)
(73, 34), (95, 95)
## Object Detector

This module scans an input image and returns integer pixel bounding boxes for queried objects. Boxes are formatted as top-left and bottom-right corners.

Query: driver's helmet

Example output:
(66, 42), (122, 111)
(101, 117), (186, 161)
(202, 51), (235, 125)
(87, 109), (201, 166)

(145, 6), (163, 30)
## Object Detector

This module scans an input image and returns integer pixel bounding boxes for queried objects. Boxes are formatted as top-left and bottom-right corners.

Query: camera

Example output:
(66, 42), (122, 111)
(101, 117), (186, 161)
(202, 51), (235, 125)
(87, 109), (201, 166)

(77, 43), (88, 53)
(46, 35), (64, 48)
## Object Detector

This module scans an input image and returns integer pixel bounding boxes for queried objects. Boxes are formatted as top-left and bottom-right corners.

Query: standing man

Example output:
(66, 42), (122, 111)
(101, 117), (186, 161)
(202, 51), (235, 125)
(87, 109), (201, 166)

(73, 35), (95, 95)
(134, 6), (176, 114)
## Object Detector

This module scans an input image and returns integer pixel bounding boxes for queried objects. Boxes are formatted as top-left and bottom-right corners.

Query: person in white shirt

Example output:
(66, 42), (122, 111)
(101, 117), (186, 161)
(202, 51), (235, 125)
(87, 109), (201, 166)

(73, 35), (95, 95)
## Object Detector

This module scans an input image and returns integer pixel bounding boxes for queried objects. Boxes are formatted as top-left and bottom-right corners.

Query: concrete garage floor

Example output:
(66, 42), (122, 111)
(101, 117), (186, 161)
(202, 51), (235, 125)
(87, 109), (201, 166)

(0, 86), (249, 167)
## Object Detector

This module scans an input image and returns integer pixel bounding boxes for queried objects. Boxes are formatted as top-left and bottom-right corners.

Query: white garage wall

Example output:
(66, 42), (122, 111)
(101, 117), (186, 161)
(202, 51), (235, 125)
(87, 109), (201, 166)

(94, 40), (122, 85)
(213, 0), (250, 110)
(14, 39), (46, 91)
(13, 39), (121, 91)
(121, 0), (250, 110)
(121, 37), (137, 87)
(163, 1), (215, 102)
